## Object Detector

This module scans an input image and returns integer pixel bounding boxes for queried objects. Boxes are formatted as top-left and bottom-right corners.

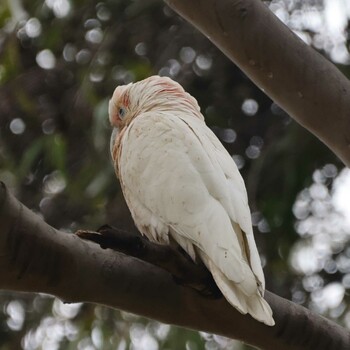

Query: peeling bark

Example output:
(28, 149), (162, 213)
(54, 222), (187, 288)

(1, 183), (349, 350)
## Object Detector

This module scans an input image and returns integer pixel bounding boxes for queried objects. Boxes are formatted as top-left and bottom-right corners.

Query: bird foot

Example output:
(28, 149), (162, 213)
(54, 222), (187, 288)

(76, 225), (143, 252)
(75, 225), (221, 299)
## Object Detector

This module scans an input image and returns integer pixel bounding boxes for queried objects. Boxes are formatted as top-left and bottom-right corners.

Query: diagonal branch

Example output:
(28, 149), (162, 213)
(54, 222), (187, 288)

(1, 182), (349, 350)
(164, 0), (350, 166)
(75, 226), (221, 297)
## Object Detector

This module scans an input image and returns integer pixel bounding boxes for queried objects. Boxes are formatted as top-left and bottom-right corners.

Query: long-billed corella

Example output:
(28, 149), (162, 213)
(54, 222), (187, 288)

(108, 75), (274, 326)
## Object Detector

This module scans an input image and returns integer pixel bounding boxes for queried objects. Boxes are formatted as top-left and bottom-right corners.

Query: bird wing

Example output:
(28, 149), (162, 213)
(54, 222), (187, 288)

(116, 111), (272, 323)
(179, 114), (266, 291)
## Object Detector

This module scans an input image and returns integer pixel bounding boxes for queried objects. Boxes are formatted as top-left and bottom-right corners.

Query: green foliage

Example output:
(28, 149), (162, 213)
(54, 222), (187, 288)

(18, 137), (45, 179)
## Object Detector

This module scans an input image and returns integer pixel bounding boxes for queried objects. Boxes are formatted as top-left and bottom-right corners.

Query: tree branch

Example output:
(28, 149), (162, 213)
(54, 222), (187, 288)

(1, 183), (349, 350)
(164, 0), (350, 166)
(75, 226), (221, 297)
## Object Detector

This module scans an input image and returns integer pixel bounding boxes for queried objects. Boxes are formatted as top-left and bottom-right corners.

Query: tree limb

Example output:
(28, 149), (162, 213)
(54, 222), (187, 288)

(75, 226), (221, 297)
(164, 0), (350, 166)
(1, 183), (349, 350)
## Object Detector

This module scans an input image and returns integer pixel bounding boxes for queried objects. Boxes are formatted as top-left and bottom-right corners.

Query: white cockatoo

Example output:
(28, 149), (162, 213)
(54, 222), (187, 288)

(109, 75), (274, 326)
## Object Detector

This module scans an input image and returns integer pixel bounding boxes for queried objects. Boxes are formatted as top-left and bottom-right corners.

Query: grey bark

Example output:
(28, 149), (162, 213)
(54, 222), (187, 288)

(165, 0), (350, 166)
(1, 183), (349, 349)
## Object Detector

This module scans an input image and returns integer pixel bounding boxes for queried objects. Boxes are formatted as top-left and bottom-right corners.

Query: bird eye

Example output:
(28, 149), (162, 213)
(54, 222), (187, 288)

(119, 107), (126, 118)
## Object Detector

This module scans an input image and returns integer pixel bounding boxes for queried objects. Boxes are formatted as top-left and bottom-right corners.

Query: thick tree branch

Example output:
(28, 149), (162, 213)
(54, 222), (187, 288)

(1, 183), (349, 350)
(164, 0), (350, 166)
(76, 226), (220, 297)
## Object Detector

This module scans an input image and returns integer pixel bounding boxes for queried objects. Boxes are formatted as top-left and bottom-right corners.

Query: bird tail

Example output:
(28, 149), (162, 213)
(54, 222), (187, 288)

(201, 254), (275, 326)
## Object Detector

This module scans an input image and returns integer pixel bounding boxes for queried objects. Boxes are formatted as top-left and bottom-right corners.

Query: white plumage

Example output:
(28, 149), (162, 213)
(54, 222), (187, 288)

(109, 76), (274, 326)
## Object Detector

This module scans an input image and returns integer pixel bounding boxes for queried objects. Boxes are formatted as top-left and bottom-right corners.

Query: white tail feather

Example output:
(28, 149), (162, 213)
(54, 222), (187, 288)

(201, 253), (275, 326)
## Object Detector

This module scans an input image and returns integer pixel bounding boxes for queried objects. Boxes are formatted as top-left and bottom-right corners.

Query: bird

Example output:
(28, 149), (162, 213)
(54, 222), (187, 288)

(108, 75), (274, 326)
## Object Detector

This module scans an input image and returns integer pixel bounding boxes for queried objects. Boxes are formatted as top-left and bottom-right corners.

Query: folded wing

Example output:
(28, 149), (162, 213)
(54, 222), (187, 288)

(116, 111), (274, 325)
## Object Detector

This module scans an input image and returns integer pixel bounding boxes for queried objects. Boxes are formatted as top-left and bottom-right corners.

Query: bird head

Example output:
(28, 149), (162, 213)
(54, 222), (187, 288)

(109, 75), (203, 160)
(108, 75), (202, 130)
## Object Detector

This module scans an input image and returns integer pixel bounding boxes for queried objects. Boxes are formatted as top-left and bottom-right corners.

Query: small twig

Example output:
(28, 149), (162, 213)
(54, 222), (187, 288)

(76, 225), (221, 298)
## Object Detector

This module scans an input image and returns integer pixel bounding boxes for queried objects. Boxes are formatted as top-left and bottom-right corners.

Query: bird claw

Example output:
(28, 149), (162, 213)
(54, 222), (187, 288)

(75, 229), (112, 249)
(75, 226), (143, 252)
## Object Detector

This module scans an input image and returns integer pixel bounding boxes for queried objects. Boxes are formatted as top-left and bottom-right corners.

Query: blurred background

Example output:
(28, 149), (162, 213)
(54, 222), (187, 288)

(1, 0), (350, 349)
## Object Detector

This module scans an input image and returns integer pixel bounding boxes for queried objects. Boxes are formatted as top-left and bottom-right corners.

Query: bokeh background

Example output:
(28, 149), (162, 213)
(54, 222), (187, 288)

(1, 0), (350, 349)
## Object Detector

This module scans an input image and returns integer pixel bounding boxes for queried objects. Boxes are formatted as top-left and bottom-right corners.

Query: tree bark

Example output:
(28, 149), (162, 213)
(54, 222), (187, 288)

(1, 183), (349, 349)
(164, 0), (350, 167)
